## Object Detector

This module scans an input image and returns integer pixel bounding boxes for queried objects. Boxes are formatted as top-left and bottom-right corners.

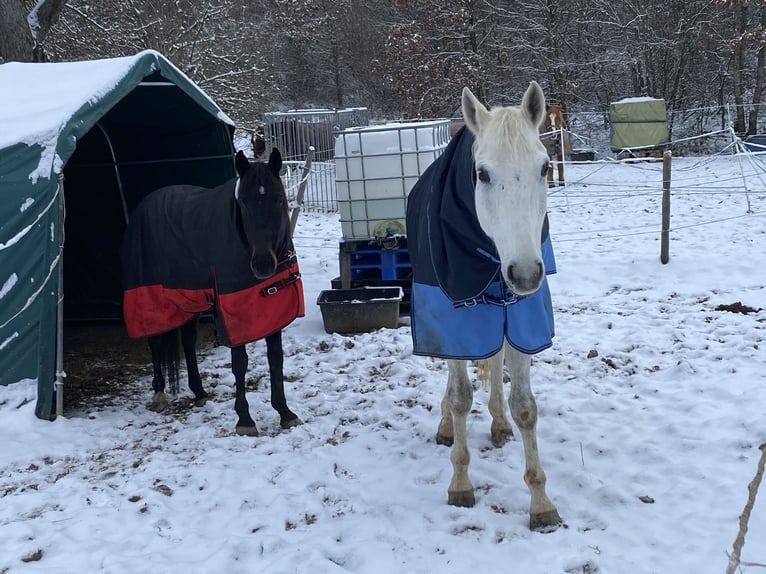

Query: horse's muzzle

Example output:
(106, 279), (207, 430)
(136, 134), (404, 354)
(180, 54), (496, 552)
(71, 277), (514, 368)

(251, 250), (278, 280)
(506, 260), (544, 296)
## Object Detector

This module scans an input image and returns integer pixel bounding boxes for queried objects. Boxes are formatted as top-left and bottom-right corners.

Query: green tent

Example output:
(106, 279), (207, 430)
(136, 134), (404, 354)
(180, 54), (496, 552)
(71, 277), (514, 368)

(609, 97), (669, 153)
(0, 50), (236, 419)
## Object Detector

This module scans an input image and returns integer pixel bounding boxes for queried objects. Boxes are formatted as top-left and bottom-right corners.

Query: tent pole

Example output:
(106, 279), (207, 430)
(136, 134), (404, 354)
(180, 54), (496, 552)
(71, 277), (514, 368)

(96, 121), (129, 224)
(55, 175), (65, 418)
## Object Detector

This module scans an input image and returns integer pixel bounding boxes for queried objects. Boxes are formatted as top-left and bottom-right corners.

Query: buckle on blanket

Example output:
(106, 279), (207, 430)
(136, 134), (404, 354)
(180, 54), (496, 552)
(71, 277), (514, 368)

(260, 272), (301, 296)
(453, 291), (519, 309)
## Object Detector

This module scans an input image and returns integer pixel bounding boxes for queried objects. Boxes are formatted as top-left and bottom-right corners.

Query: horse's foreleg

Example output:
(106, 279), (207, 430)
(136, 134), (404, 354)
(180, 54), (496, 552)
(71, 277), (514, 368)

(445, 359), (475, 507)
(180, 318), (209, 405)
(546, 161), (555, 188)
(232, 345), (258, 436)
(265, 330), (302, 429)
(556, 152), (565, 186)
(506, 345), (561, 530)
(487, 348), (513, 447)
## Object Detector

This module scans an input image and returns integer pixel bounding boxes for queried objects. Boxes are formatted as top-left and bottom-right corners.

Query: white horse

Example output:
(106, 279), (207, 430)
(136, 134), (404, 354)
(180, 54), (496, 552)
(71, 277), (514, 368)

(407, 81), (561, 530)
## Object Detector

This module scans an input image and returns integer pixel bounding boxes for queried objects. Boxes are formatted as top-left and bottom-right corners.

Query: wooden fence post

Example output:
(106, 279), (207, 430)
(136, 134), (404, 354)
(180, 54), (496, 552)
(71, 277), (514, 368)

(660, 150), (672, 264)
(289, 146), (315, 236)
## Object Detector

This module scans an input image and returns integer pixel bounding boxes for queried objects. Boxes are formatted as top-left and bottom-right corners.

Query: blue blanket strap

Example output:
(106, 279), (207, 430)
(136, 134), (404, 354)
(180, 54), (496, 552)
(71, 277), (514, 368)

(453, 289), (519, 308)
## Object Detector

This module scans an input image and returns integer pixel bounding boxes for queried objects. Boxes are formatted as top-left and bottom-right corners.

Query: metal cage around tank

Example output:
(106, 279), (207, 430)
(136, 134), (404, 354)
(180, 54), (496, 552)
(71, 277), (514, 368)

(331, 119), (451, 314)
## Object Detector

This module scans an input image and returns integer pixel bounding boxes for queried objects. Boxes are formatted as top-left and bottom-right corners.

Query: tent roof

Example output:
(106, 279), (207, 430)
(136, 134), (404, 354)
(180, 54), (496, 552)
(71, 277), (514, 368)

(0, 49), (234, 178)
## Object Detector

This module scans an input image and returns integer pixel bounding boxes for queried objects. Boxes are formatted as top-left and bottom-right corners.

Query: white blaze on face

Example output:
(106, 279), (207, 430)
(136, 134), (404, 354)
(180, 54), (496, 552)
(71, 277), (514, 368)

(462, 82), (550, 296)
(473, 133), (548, 294)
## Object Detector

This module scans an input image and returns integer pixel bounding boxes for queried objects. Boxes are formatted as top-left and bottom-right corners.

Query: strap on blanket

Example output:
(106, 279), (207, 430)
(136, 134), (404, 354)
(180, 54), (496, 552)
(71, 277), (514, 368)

(453, 288), (520, 309)
(260, 271), (302, 296)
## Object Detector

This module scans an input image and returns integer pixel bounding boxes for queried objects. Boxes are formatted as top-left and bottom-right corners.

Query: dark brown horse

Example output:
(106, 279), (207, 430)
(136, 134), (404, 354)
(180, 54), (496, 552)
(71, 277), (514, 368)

(121, 150), (305, 435)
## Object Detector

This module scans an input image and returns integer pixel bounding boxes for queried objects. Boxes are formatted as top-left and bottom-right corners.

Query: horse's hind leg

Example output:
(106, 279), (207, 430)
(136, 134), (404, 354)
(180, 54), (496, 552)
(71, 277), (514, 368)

(147, 332), (176, 412)
(435, 388), (454, 446)
(231, 345), (258, 436)
(506, 344), (561, 530)
(444, 359), (475, 507)
(486, 348), (514, 447)
(148, 335), (166, 395)
(180, 318), (209, 406)
(265, 330), (302, 429)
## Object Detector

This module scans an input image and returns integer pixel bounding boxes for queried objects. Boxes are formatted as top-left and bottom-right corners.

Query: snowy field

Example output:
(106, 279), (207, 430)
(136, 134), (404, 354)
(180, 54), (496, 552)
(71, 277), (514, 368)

(1, 154), (765, 574)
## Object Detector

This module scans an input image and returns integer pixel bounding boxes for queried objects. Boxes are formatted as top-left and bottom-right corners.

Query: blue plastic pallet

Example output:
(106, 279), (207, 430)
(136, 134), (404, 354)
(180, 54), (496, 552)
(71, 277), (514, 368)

(339, 238), (411, 282)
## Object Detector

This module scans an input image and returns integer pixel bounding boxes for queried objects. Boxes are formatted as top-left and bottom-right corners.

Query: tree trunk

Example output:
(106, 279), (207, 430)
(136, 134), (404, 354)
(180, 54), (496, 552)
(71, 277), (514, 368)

(0, 0), (34, 62)
(732, 3), (747, 133)
(747, 6), (766, 135)
(0, 0), (65, 62)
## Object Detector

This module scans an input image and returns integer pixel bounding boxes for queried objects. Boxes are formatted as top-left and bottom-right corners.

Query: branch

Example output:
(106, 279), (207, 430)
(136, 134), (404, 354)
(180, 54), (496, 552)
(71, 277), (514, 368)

(27, 0), (65, 42)
(726, 443), (766, 574)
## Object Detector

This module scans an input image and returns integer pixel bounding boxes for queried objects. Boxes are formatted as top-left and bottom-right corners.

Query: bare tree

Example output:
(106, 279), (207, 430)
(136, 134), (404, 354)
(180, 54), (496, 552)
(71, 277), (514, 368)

(9, 0), (764, 140)
(268, 0), (392, 111)
(47, 0), (277, 126)
(718, 0), (766, 134)
(374, 0), (487, 118)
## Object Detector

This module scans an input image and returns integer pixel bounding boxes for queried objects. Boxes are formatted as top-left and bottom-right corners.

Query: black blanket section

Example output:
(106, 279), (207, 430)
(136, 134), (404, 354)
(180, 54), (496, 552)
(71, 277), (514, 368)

(121, 179), (304, 347)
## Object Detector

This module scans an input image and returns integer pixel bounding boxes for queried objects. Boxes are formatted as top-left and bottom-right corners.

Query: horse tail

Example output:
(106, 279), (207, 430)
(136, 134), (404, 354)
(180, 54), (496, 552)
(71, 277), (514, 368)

(152, 329), (181, 395)
(475, 358), (492, 391)
(475, 345), (507, 392)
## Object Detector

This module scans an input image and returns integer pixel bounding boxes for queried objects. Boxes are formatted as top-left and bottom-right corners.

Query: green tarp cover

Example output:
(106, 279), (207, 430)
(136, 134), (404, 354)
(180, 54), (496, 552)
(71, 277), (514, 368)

(0, 50), (236, 419)
(609, 97), (669, 152)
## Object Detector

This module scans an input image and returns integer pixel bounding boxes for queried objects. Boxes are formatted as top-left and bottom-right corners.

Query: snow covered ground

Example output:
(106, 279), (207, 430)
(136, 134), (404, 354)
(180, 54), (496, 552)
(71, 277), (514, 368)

(1, 154), (765, 574)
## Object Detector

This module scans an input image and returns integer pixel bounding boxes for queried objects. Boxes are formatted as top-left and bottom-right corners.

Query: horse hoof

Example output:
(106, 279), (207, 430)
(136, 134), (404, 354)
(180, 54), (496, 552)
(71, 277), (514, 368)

(281, 416), (303, 429)
(435, 433), (454, 447)
(235, 425), (259, 437)
(149, 393), (169, 413)
(529, 509), (562, 531)
(193, 396), (208, 407)
(448, 490), (476, 507)
(490, 428), (514, 447)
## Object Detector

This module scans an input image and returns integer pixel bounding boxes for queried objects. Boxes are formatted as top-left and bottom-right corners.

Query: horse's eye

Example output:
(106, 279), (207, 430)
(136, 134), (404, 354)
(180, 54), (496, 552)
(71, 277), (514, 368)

(477, 167), (490, 184)
(541, 161), (549, 178)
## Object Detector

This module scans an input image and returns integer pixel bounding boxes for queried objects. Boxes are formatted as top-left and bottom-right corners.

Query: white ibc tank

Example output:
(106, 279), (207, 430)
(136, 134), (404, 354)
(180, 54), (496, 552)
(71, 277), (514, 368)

(335, 120), (450, 239)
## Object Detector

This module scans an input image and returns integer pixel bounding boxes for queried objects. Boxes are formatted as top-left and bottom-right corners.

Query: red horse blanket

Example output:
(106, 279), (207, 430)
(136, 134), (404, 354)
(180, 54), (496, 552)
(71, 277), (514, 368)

(121, 180), (304, 347)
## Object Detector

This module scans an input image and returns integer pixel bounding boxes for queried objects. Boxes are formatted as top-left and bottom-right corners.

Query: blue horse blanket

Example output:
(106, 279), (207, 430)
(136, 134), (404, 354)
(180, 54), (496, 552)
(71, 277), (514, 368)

(406, 126), (556, 360)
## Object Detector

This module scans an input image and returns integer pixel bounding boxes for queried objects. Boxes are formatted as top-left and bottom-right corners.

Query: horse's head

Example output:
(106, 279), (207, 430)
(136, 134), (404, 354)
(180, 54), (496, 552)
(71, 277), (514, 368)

(234, 148), (290, 279)
(462, 81), (549, 296)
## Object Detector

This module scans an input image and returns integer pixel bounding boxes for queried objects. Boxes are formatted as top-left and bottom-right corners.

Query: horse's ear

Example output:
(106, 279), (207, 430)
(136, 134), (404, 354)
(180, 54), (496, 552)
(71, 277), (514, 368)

(235, 150), (250, 177)
(268, 147), (282, 177)
(522, 81), (546, 129)
(462, 87), (490, 135)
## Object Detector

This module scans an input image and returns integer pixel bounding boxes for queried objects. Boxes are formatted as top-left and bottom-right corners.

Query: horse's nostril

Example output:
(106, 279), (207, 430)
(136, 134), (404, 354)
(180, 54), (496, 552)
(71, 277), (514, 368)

(507, 261), (544, 292)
